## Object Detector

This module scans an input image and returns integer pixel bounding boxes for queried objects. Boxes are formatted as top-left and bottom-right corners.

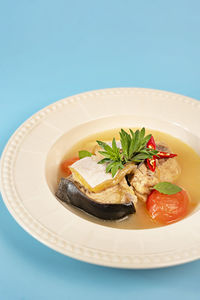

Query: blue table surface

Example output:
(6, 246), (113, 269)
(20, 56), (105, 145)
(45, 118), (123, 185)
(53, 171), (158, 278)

(1, 1), (200, 299)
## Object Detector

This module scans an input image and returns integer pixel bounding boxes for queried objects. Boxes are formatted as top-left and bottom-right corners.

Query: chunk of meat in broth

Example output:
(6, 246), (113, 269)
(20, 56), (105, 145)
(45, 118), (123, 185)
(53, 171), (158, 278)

(129, 142), (181, 202)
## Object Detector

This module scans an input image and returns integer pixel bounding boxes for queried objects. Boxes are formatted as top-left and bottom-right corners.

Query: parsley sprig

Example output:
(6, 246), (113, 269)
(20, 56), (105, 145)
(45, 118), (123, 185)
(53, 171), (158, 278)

(97, 128), (158, 177)
(96, 138), (124, 177)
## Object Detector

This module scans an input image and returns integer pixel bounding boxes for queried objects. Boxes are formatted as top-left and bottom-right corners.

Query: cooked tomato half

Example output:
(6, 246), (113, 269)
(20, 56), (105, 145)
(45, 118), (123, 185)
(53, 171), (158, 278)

(60, 157), (79, 176)
(146, 189), (189, 225)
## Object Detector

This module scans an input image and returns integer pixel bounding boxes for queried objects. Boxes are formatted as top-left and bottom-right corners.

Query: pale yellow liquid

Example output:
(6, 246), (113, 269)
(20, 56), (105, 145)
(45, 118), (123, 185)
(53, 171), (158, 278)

(58, 129), (200, 229)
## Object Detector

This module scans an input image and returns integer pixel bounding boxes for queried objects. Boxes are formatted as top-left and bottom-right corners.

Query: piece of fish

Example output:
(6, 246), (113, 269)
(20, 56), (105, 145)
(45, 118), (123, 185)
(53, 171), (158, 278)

(56, 177), (136, 220)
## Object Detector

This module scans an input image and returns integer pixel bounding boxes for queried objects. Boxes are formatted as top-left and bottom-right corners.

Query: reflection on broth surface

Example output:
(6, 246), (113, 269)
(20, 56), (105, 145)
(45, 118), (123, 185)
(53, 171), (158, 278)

(57, 129), (200, 229)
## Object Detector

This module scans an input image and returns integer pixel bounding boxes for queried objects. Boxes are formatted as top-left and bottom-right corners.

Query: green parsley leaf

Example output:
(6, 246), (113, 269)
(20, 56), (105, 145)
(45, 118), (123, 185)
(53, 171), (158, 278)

(153, 182), (182, 195)
(106, 161), (115, 173)
(79, 150), (93, 159)
(98, 151), (113, 159)
(111, 163), (119, 177)
(96, 140), (114, 154)
(97, 158), (111, 164)
(112, 138), (118, 153)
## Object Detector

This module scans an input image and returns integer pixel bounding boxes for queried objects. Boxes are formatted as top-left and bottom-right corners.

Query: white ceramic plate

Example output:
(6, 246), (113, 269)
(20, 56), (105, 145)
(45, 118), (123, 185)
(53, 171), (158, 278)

(1, 88), (200, 268)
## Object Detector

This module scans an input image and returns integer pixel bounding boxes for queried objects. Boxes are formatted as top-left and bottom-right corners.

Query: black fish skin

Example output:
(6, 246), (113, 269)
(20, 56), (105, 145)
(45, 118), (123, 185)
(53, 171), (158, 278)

(56, 178), (136, 220)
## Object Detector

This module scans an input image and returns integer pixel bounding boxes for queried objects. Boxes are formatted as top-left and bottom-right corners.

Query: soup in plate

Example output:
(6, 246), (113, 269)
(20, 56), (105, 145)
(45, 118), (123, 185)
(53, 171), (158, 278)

(56, 128), (200, 229)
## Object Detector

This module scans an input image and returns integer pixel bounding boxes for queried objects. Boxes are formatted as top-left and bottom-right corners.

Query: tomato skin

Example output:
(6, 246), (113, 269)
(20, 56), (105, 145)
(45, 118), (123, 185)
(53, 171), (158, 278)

(60, 157), (79, 176)
(146, 189), (189, 225)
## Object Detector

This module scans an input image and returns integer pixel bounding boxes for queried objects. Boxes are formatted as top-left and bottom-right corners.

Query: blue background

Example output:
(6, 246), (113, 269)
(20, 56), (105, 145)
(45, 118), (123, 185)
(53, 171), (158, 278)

(0, 0), (200, 299)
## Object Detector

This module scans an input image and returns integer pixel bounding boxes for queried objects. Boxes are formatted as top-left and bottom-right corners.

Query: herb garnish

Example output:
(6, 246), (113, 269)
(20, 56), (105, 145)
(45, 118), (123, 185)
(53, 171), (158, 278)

(79, 150), (93, 159)
(153, 182), (182, 195)
(97, 128), (158, 177)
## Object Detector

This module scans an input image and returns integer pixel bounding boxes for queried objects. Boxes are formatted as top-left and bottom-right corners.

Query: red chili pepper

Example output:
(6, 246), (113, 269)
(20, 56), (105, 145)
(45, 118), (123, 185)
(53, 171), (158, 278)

(146, 157), (156, 172)
(146, 136), (156, 172)
(146, 136), (178, 172)
(147, 136), (156, 150)
(157, 151), (177, 159)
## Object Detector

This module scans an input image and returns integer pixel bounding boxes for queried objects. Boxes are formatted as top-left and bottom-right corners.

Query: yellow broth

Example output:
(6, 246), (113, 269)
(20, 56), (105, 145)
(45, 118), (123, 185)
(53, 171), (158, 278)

(58, 129), (200, 229)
